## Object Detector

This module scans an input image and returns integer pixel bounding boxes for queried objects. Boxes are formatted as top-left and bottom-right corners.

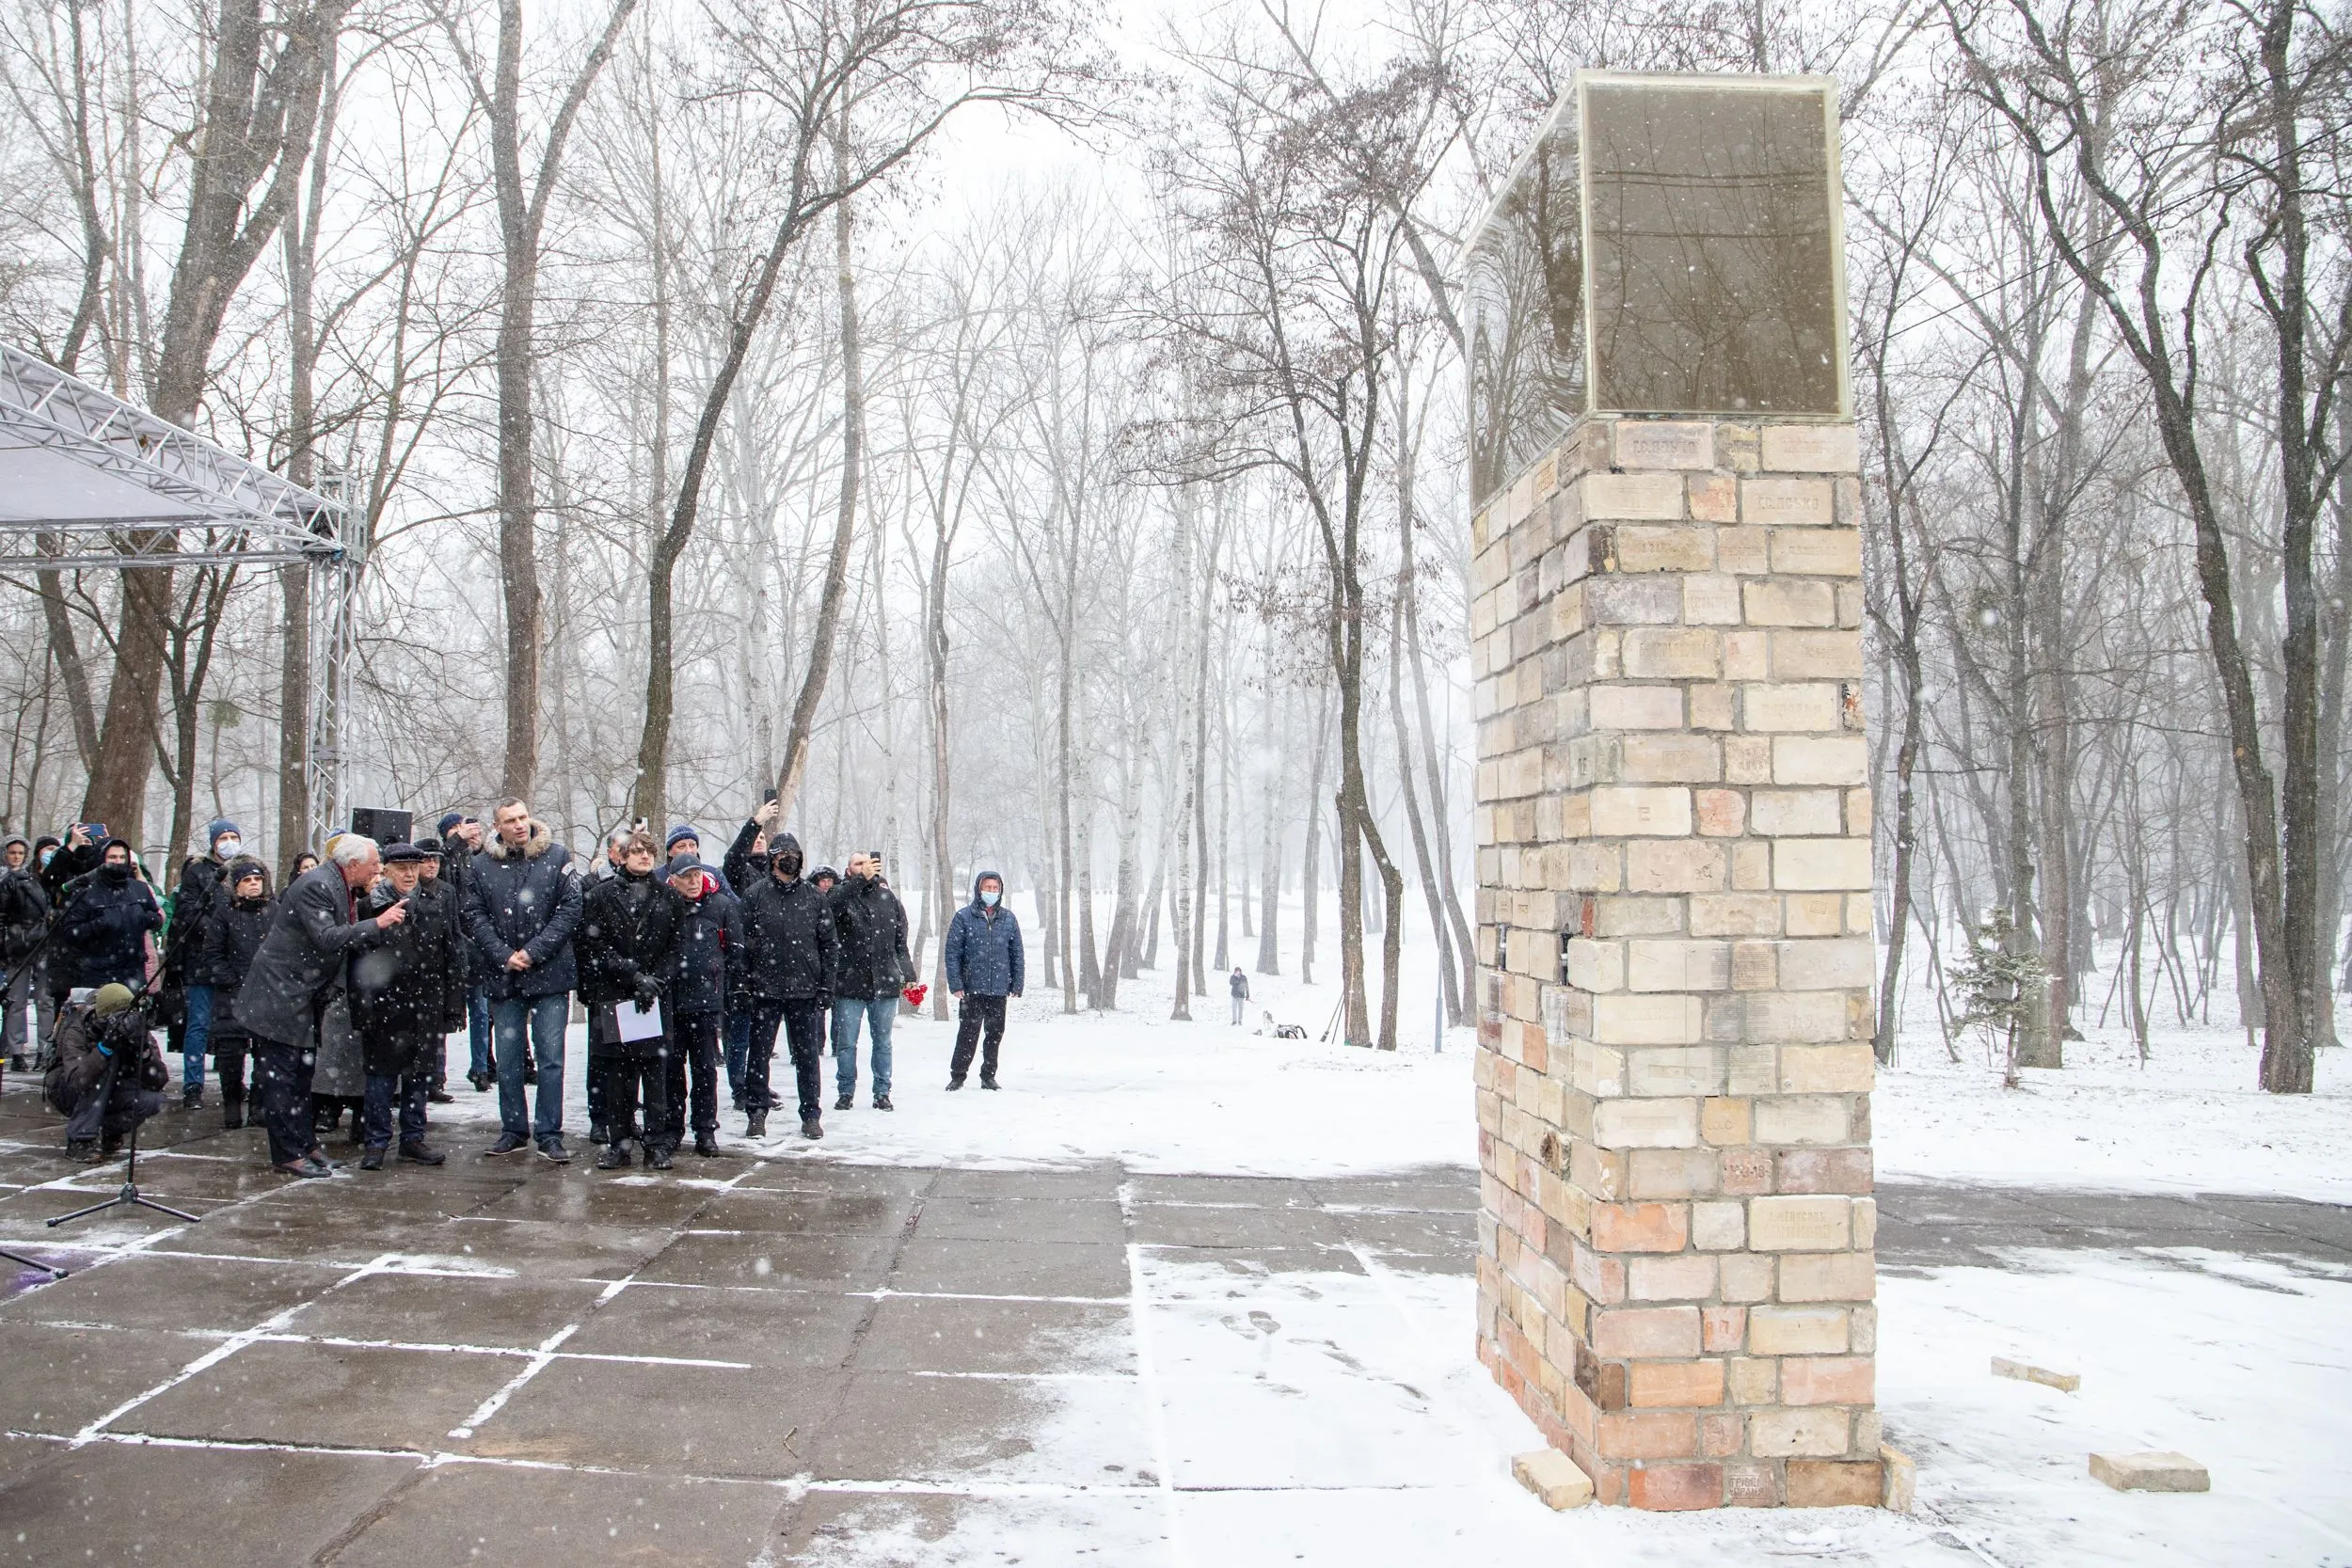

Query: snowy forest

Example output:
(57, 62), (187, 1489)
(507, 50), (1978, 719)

(0, 0), (2344, 1083)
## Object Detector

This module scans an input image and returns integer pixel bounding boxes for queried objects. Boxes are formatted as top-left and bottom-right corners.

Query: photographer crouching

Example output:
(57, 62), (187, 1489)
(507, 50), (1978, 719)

(47, 983), (167, 1163)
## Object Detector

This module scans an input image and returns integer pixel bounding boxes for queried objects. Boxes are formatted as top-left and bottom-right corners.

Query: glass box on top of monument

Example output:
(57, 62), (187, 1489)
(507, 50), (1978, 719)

(1462, 72), (1850, 504)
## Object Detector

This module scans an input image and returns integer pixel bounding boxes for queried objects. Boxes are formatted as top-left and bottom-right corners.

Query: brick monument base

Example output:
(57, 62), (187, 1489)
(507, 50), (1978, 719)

(1472, 413), (1881, 1510)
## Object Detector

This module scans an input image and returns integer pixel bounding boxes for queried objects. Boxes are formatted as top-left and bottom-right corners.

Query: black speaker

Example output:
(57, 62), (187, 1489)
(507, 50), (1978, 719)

(349, 807), (413, 847)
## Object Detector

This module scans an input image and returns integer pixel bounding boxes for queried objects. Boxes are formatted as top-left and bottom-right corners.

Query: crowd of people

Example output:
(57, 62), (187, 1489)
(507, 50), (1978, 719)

(0, 797), (1028, 1180)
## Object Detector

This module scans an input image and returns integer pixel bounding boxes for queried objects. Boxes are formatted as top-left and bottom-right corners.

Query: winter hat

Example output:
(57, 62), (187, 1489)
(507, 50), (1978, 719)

(228, 857), (268, 892)
(665, 824), (700, 851)
(91, 983), (135, 1017)
(414, 836), (444, 857)
(663, 853), (704, 881)
(382, 842), (427, 864)
(437, 812), (469, 837)
(206, 818), (241, 849)
(811, 865), (838, 886)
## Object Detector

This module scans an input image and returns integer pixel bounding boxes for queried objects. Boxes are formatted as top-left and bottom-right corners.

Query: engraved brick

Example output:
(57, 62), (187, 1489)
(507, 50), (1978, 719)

(1748, 1196), (1852, 1251)
(1690, 895), (1782, 937)
(1741, 477), (1835, 526)
(1748, 1305), (1850, 1355)
(1592, 1305), (1703, 1357)
(1745, 990), (1851, 1043)
(1627, 1147), (1720, 1199)
(1627, 841), (1728, 894)
(1616, 420), (1714, 469)
(1772, 736), (1869, 785)
(1785, 893), (1845, 936)
(1774, 839), (1872, 891)
(1774, 941), (1876, 992)
(1761, 424), (1861, 472)
(1716, 527), (1771, 575)
(1684, 574), (1744, 625)
(1619, 734), (1723, 783)
(1742, 580), (1836, 627)
(1695, 789), (1746, 836)
(1584, 472), (1687, 521)
(1770, 629), (1865, 679)
(1630, 1358), (1725, 1407)
(1750, 1407), (1850, 1458)
(1622, 627), (1723, 680)
(1753, 1096), (1850, 1146)
(1590, 1202), (1692, 1254)
(1628, 1462), (1724, 1511)
(1779, 1251), (1877, 1303)
(1720, 1145), (1772, 1194)
(1727, 1356), (1778, 1404)
(1627, 942), (1730, 995)
(1771, 528), (1863, 577)
(1617, 525), (1715, 573)
(1774, 1147), (1873, 1194)
(1593, 1094), (1700, 1146)
(1743, 683), (1840, 732)
(1689, 473), (1739, 522)
(1700, 1096), (1751, 1146)
(1590, 785), (1692, 836)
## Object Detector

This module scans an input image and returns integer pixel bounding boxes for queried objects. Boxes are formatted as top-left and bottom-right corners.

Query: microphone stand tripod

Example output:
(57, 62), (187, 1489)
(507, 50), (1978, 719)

(45, 1034), (200, 1233)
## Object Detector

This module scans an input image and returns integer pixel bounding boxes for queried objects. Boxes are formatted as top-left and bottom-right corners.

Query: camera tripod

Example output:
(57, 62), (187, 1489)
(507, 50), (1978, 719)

(45, 1049), (199, 1233)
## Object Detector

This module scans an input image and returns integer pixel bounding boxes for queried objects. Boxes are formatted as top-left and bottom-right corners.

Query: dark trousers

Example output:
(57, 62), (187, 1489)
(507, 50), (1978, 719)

(251, 1040), (318, 1166)
(663, 1010), (722, 1140)
(596, 1046), (674, 1152)
(746, 998), (826, 1121)
(951, 993), (1008, 1084)
(362, 1067), (430, 1148)
(212, 1039), (248, 1101)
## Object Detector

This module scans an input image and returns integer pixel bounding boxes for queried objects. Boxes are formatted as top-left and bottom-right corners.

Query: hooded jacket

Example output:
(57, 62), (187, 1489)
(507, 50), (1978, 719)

(0, 836), (48, 967)
(829, 869), (912, 999)
(462, 821), (584, 999)
(199, 863), (276, 1041)
(165, 851), (231, 986)
(667, 868), (746, 1016)
(723, 818), (770, 895)
(53, 842), (162, 989)
(944, 871), (1024, 998)
(739, 835), (839, 1003)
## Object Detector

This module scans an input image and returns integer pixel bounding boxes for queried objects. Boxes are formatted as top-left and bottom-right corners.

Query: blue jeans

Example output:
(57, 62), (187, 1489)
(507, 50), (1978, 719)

(182, 985), (214, 1090)
(832, 993), (896, 1101)
(492, 993), (568, 1141)
(467, 988), (492, 1079)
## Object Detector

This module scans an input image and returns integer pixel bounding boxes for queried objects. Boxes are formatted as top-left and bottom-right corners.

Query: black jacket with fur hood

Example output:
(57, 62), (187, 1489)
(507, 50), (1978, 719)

(461, 820), (584, 1001)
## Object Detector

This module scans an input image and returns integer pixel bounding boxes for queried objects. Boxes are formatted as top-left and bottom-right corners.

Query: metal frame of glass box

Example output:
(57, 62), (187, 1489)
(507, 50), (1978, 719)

(1462, 71), (1851, 504)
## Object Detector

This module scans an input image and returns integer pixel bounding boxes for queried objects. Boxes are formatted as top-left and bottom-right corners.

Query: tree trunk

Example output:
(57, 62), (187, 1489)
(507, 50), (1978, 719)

(1300, 687), (1328, 987)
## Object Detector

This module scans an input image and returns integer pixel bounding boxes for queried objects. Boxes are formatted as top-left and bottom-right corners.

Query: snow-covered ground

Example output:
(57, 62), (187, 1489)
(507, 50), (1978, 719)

(406, 911), (2351, 1563)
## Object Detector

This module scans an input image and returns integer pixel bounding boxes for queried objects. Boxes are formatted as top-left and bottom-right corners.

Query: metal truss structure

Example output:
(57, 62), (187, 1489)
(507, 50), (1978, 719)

(0, 342), (366, 852)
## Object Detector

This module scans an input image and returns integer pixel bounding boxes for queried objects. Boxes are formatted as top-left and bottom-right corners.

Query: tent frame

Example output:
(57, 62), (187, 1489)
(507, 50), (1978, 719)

(0, 342), (365, 855)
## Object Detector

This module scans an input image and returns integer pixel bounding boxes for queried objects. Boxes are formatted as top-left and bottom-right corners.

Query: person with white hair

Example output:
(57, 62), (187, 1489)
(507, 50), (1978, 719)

(236, 834), (408, 1178)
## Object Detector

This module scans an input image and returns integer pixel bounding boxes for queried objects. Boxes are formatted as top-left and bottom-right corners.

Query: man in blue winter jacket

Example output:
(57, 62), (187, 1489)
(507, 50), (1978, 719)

(461, 799), (584, 1162)
(944, 870), (1023, 1091)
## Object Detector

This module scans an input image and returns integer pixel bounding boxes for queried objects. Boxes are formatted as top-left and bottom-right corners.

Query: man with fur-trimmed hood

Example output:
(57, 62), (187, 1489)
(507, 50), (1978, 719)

(461, 800), (584, 1163)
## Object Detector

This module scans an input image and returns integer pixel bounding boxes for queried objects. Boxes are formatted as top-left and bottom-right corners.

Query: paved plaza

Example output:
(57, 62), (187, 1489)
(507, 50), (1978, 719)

(1, 1079), (2346, 1565)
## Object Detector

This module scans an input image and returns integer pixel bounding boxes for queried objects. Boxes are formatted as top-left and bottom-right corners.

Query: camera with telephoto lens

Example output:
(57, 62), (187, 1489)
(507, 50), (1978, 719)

(96, 990), (169, 1091)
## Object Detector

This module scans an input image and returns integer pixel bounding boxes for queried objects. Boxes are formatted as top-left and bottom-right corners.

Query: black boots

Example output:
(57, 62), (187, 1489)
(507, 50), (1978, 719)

(597, 1140), (632, 1170)
(222, 1092), (246, 1131)
(801, 1117), (823, 1140)
(746, 1110), (768, 1138)
(399, 1142), (446, 1165)
(359, 1146), (387, 1171)
(873, 1095), (894, 1111)
(834, 1093), (853, 1112)
(646, 1144), (675, 1171)
(694, 1132), (719, 1157)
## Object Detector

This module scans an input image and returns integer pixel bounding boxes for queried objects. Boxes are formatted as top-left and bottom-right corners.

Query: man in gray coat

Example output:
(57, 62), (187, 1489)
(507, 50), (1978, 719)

(238, 836), (406, 1178)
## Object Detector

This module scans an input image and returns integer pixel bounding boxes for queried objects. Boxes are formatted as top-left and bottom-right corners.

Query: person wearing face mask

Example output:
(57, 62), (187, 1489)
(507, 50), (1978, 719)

(198, 859), (274, 1128)
(738, 831), (838, 1139)
(163, 818), (244, 1110)
(52, 839), (162, 998)
(1, 835), (51, 1073)
(944, 870), (1024, 1091)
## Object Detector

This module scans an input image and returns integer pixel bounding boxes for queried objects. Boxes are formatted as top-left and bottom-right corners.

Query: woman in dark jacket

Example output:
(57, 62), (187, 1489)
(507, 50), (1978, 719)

(575, 832), (684, 1169)
(198, 859), (274, 1128)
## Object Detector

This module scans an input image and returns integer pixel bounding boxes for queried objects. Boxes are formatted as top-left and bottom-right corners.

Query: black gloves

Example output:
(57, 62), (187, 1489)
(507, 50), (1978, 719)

(632, 975), (661, 1009)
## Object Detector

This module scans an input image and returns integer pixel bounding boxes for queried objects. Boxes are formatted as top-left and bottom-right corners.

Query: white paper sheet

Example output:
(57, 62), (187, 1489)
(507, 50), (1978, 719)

(617, 998), (664, 1042)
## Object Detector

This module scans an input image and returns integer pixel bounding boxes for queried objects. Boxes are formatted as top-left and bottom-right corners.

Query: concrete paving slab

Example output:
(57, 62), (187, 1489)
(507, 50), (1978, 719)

(889, 1237), (1131, 1298)
(0, 1252), (341, 1331)
(460, 1357), (846, 1477)
(565, 1280), (870, 1367)
(325, 1461), (788, 1567)
(1157, 1372), (1476, 1491)
(1330, 1208), (1474, 1254)
(1133, 1204), (1344, 1247)
(0, 1322), (215, 1433)
(735, 1159), (936, 1195)
(128, 1338), (526, 1450)
(0, 1439), (418, 1568)
(809, 1371), (1157, 1485)
(853, 1293), (1135, 1375)
(470, 1176), (723, 1228)
(167, 1205), (479, 1265)
(636, 1229), (898, 1291)
(1127, 1173), (1322, 1207)
(775, 1486), (1166, 1566)
(284, 1271), (612, 1350)
(926, 1165), (1124, 1200)
(693, 1189), (919, 1235)
(915, 1196), (1130, 1244)
(441, 1214), (679, 1280)
(0, 1432), (67, 1490)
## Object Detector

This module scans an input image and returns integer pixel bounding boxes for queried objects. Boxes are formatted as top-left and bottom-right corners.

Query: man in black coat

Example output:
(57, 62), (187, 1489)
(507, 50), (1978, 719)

(164, 817), (244, 1110)
(828, 851), (913, 1114)
(197, 859), (274, 1129)
(740, 832), (839, 1140)
(2, 834), (50, 1071)
(412, 837), (465, 1102)
(349, 845), (462, 1170)
(238, 838), (407, 1178)
(437, 812), (495, 1091)
(663, 853), (742, 1157)
(577, 831), (684, 1170)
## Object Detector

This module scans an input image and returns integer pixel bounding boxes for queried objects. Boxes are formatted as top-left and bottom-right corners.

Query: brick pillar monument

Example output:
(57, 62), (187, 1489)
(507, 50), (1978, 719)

(1470, 413), (1882, 1510)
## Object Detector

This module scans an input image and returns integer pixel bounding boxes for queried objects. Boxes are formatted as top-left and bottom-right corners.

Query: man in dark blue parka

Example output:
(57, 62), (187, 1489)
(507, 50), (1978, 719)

(944, 870), (1023, 1091)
